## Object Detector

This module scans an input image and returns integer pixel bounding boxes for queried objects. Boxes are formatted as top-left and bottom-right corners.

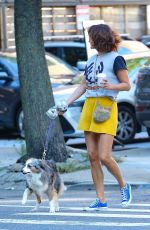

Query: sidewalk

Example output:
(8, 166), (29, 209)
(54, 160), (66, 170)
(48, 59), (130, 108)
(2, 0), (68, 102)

(0, 141), (150, 187)
(62, 156), (150, 185)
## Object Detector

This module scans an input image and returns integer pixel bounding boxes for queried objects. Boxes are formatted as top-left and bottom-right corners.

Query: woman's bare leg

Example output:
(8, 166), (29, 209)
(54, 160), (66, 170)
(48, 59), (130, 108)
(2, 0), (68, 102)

(84, 131), (106, 202)
(97, 134), (125, 188)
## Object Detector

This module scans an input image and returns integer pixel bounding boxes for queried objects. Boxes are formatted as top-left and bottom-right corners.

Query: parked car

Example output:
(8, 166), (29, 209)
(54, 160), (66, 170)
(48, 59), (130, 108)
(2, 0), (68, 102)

(0, 52), (83, 139)
(116, 51), (149, 143)
(1, 51), (150, 143)
(44, 40), (149, 70)
(135, 65), (150, 137)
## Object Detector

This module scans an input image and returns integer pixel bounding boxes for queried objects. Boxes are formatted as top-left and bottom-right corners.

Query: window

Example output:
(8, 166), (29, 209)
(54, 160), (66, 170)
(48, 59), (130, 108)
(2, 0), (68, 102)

(45, 47), (58, 56)
(63, 47), (87, 66)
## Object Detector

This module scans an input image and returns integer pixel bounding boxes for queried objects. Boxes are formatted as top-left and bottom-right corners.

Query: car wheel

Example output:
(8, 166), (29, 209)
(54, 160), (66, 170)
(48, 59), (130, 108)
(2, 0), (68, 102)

(16, 108), (25, 138)
(116, 105), (137, 143)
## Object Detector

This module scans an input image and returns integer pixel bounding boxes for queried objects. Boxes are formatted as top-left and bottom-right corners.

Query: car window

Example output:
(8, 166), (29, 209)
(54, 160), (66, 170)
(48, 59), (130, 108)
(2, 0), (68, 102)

(45, 47), (58, 56)
(46, 53), (78, 76)
(45, 53), (80, 86)
(63, 47), (87, 66)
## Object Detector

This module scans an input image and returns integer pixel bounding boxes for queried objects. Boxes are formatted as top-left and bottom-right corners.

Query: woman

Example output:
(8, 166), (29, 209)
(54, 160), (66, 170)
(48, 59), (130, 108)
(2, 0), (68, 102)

(62, 24), (131, 210)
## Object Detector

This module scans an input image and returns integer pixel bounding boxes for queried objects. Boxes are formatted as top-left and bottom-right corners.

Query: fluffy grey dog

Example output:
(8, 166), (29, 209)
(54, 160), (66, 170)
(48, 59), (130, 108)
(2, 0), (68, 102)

(22, 158), (64, 212)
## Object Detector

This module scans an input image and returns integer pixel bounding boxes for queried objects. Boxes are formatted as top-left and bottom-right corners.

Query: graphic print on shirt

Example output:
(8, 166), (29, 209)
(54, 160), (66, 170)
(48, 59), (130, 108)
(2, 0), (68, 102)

(85, 61), (104, 84)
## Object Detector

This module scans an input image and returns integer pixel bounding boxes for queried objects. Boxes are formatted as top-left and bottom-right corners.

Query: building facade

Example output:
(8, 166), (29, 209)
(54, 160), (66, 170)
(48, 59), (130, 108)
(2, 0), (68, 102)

(0, 0), (150, 50)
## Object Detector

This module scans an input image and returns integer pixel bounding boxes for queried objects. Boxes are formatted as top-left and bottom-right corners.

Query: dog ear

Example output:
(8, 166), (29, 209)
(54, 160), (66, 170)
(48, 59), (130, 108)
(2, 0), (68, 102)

(38, 160), (46, 170)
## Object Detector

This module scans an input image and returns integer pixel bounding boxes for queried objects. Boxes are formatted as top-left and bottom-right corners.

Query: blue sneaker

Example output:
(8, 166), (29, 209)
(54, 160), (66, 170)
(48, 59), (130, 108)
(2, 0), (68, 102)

(121, 183), (132, 207)
(83, 198), (108, 211)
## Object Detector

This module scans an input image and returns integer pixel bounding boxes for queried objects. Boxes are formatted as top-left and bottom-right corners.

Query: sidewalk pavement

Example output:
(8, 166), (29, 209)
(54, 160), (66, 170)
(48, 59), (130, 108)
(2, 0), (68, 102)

(62, 147), (150, 185)
(0, 141), (150, 187)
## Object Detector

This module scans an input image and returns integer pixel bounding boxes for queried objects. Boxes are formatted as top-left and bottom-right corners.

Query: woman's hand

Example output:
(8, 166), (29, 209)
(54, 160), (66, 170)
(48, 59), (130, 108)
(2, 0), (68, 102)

(101, 79), (115, 90)
(101, 69), (131, 91)
(57, 109), (67, 116)
(57, 100), (68, 115)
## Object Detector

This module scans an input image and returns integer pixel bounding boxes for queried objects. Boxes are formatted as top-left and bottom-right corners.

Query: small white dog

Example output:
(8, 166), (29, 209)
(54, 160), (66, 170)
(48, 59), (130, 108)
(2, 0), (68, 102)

(22, 158), (64, 213)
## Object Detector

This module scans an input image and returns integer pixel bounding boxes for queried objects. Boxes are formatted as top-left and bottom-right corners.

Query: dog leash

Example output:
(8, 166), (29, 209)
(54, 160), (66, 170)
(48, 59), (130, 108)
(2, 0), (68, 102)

(42, 118), (53, 160)
(42, 101), (68, 160)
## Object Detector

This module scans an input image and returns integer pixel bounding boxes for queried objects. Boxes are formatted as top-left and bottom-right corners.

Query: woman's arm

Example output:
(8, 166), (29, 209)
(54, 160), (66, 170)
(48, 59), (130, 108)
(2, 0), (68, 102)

(103, 69), (131, 91)
(67, 78), (87, 106)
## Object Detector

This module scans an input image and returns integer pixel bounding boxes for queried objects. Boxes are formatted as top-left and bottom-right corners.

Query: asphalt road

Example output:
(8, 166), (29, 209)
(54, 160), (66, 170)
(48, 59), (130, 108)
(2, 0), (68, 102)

(0, 129), (150, 229)
(0, 185), (150, 230)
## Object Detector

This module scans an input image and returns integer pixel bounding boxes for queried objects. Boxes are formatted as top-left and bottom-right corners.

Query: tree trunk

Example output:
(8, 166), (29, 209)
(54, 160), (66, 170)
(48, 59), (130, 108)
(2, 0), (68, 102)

(14, 0), (67, 162)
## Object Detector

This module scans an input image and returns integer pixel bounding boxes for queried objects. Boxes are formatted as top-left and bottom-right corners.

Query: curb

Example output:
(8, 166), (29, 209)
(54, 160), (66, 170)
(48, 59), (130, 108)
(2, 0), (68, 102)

(65, 181), (150, 190)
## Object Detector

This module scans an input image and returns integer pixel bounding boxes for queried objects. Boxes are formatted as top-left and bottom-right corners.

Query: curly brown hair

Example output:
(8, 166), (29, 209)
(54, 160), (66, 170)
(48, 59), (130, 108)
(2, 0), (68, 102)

(88, 24), (121, 52)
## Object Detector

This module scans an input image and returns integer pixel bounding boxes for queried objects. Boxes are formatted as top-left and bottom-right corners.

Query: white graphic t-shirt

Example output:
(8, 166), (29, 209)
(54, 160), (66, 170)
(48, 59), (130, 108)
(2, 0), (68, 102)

(84, 51), (127, 99)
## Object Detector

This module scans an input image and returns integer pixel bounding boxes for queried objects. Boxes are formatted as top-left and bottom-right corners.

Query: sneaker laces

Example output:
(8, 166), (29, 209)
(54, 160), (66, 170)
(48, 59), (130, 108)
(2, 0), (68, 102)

(121, 186), (127, 201)
(89, 198), (100, 207)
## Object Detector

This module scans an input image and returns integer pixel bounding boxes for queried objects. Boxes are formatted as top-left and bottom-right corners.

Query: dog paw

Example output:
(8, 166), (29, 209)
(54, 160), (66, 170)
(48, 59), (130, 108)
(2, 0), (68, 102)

(49, 208), (55, 213)
(55, 206), (60, 212)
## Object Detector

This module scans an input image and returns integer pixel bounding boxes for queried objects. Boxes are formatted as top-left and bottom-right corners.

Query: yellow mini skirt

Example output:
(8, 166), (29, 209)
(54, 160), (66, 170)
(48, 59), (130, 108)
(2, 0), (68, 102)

(77, 97), (118, 136)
